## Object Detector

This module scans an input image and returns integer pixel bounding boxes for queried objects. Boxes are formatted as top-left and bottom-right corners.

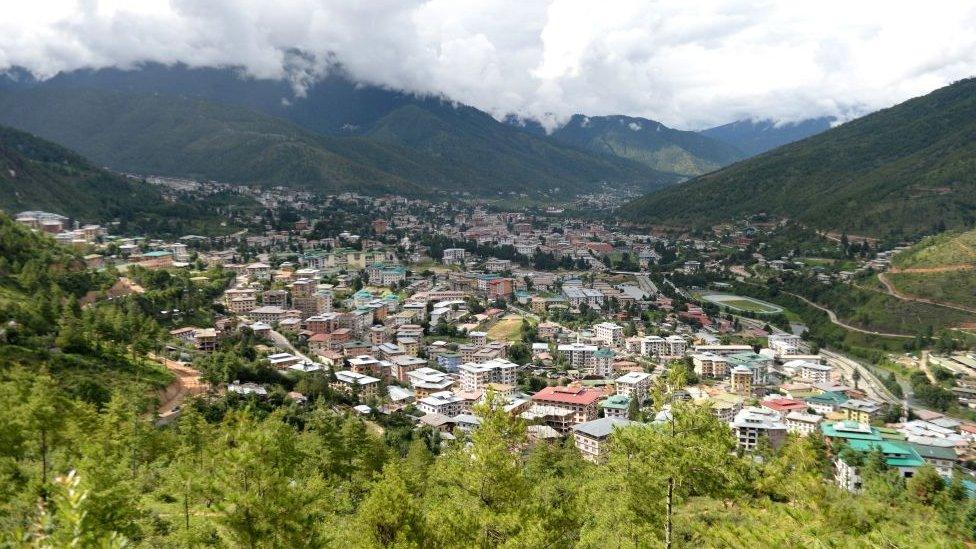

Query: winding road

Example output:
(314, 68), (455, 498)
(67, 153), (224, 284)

(876, 271), (976, 315)
(783, 291), (914, 339)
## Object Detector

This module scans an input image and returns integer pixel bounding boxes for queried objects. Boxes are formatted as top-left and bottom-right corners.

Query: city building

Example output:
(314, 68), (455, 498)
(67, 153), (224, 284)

(573, 417), (633, 462)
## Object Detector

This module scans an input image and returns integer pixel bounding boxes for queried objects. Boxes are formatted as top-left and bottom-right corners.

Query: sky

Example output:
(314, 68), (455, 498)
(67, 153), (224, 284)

(2, 0), (976, 130)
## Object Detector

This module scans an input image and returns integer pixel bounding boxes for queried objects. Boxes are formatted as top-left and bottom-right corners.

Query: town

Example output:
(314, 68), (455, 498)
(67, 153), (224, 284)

(15, 180), (976, 497)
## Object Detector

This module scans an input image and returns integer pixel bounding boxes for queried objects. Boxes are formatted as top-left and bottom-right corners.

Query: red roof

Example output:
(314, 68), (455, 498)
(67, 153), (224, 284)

(309, 333), (329, 342)
(762, 398), (808, 412)
(532, 386), (603, 406)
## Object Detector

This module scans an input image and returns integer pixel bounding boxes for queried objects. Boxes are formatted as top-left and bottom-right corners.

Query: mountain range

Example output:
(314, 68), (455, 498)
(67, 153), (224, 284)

(0, 65), (678, 196)
(0, 63), (834, 198)
(620, 77), (976, 239)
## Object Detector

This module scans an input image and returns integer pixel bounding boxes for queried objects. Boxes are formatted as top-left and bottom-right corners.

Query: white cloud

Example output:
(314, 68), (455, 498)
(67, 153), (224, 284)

(628, 122), (642, 131)
(1, 0), (975, 129)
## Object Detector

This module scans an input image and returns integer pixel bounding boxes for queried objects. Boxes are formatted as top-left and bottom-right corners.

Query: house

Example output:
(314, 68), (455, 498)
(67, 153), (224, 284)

(731, 407), (787, 451)
(334, 370), (381, 397)
(600, 394), (631, 419)
(761, 397), (809, 415)
(573, 417), (633, 462)
(418, 391), (465, 416)
(532, 386), (605, 424)
(615, 372), (652, 402)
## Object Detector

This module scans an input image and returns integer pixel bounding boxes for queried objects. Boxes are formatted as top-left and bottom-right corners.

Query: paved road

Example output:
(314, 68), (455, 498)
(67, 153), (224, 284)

(821, 349), (900, 405)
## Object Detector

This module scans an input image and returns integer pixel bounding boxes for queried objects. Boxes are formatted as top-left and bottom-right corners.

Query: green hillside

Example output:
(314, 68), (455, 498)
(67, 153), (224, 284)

(884, 228), (976, 311)
(0, 87), (671, 197)
(620, 78), (976, 238)
(552, 115), (744, 177)
(367, 105), (675, 194)
(0, 124), (246, 236)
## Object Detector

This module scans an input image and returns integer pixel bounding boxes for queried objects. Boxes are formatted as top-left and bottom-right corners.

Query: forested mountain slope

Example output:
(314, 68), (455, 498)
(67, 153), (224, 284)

(621, 78), (976, 238)
(551, 114), (744, 177)
(0, 124), (248, 235)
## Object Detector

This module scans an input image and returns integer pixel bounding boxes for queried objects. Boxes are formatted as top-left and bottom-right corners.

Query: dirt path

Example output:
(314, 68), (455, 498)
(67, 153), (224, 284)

(876, 272), (976, 315)
(730, 265), (751, 279)
(151, 354), (209, 417)
(887, 265), (974, 274)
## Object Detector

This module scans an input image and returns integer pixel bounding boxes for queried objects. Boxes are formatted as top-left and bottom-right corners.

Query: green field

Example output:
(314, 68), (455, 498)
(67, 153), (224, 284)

(701, 293), (783, 314)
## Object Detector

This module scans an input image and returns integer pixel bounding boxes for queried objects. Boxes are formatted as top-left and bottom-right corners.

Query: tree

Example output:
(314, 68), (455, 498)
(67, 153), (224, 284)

(583, 366), (742, 548)
(907, 465), (944, 505)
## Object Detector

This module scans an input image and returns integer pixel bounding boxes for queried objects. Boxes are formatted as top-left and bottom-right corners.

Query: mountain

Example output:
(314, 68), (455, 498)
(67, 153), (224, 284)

(0, 124), (252, 235)
(551, 115), (745, 177)
(700, 117), (833, 156)
(620, 78), (976, 238)
(0, 67), (673, 196)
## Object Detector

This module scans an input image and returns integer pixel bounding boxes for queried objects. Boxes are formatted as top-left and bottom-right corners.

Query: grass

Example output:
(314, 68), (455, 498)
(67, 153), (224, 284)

(486, 315), (525, 342)
(893, 228), (976, 269)
(701, 293), (783, 314)
(885, 270), (976, 310)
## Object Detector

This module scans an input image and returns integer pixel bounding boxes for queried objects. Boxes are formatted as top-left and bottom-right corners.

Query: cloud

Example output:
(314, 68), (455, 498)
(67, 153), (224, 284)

(627, 122), (642, 131)
(1, 0), (975, 129)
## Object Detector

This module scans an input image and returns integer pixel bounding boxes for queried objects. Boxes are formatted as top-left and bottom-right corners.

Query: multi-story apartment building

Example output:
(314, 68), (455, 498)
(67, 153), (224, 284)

(557, 343), (597, 371)
(615, 371), (652, 402)
(531, 386), (604, 424)
(573, 417), (632, 462)
(458, 359), (518, 392)
(594, 322), (624, 349)
(732, 407), (787, 451)
(692, 352), (730, 378)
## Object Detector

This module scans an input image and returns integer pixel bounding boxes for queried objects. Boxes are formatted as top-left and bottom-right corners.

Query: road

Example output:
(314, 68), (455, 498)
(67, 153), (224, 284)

(268, 329), (313, 362)
(784, 291), (914, 339)
(876, 272), (976, 314)
(821, 349), (900, 405)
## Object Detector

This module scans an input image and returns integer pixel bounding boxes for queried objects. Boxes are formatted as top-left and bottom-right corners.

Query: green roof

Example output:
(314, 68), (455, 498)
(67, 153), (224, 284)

(594, 348), (615, 358)
(820, 420), (883, 441)
(600, 394), (630, 410)
(805, 391), (848, 406)
(908, 442), (958, 461)
(846, 439), (925, 468)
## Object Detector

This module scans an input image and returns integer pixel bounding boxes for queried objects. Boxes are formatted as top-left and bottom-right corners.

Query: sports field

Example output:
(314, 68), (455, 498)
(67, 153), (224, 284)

(701, 293), (783, 314)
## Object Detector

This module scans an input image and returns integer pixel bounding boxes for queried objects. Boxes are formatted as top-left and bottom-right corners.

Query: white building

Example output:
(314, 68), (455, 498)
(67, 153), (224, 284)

(640, 336), (668, 357)
(785, 411), (823, 436)
(731, 407), (787, 451)
(665, 335), (687, 356)
(594, 322), (624, 349)
(557, 343), (597, 370)
(458, 359), (518, 392)
(442, 248), (467, 265)
(768, 333), (803, 357)
(799, 361), (833, 384)
(615, 372), (652, 402)
(418, 391), (465, 416)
